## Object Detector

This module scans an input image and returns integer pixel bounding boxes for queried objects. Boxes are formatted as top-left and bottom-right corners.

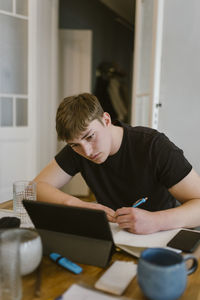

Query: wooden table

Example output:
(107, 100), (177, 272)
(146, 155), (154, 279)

(1, 201), (200, 300)
(22, 248), (200, 300)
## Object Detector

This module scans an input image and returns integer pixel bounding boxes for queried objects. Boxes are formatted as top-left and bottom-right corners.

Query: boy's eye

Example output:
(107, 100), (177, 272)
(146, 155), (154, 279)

(70, 144), (79, 148)
(87, 133), (95, 141)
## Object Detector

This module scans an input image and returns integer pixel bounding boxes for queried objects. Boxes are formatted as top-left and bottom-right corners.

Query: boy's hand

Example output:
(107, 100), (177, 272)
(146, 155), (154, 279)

(87, 202), (116, 222)
(115, 207), (156, 234)
(65, 195), (116, 222)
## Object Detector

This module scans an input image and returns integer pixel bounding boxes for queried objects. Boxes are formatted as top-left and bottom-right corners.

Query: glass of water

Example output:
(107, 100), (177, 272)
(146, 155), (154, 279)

(0, 229), (22, 300)
(13, 181), (36, 227)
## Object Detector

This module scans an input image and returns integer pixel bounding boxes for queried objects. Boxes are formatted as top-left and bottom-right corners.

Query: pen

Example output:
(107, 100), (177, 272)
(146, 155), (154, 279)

(132, 197), (148, 208)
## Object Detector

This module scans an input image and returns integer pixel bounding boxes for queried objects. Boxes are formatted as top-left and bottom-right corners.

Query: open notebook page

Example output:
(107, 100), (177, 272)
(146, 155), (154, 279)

(110, 223), (180, 248)
(58, 284), (130, 300)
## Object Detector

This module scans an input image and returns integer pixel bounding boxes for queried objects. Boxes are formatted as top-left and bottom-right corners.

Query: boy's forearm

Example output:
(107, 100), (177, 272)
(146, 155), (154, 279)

(35, 181), (83, 206)
(116, 198), (200, 234)
(35, 181), (116, 222)
(155, 199), (200, 231)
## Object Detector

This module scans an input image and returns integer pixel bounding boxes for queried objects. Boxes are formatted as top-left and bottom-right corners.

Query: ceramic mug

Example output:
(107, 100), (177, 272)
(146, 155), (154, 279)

(137, 247), (198, 300)
(19, 228), (43, 276)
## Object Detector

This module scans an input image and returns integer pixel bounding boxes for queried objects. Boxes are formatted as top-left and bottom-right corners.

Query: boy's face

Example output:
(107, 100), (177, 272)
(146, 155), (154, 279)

(67, 113), (112, 164)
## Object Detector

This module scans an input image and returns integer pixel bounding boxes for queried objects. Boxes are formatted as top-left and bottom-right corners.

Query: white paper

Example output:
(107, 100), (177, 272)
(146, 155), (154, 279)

(95, 261), (137, 295)
(0, 209), (15, 218)
(117, 245), (146, 258)
(60, 284), (130, 300)
(110, 223), (180, 248)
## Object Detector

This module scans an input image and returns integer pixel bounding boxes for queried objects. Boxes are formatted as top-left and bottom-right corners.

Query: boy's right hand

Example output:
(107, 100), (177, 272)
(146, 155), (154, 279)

(86, 202), (116, 223)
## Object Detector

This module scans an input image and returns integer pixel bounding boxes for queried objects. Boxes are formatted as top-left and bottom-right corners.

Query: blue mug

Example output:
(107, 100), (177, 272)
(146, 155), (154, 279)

(137, 247), (198, 300)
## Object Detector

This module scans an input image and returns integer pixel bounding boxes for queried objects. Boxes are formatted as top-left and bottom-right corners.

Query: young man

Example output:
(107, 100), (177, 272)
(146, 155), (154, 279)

(34, 93), (200, 234)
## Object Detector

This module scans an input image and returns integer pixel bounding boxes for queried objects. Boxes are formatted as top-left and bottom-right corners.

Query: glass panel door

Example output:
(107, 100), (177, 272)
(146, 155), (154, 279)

(0, 0), (28, 129)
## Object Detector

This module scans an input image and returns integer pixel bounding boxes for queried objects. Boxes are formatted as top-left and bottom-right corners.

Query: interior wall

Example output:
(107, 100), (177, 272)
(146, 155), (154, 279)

(34, 0), (59, 173)
(58, 29), (92, 196)
(59, 0), (134, 122)
(158, 0), (200, 173)
(100, 0), (135, 24)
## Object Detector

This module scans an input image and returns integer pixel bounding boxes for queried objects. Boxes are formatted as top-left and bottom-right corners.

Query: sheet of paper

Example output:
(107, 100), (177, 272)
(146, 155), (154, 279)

(117, 245), (146, 258)
(110, 223), (180, 248)
(59, 284), (130, 300)
(0, 209), (15, 218)
(95, 261), (137, 295)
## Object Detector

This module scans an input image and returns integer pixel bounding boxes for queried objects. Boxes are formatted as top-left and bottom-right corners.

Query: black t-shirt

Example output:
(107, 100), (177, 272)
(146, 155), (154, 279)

(55, 122), (192, 211)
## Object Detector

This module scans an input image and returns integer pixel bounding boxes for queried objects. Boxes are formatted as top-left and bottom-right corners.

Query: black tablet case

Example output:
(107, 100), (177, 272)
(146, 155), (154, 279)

(23, 200), (115, 267)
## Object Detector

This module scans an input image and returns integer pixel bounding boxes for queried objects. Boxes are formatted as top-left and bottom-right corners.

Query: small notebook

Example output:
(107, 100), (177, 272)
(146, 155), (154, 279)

(55, 284), (131, 300)
(0, 209), (15, 218)
(110, 223), (181, 257)
(95, 261), (137, 295)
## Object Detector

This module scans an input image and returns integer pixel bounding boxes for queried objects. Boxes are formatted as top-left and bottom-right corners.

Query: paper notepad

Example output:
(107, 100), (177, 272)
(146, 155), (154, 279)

(95, 261), (137, 295)
(110, 223), (180, 257)
(57, 284), (131, 299)
(0, 209), (15, 218)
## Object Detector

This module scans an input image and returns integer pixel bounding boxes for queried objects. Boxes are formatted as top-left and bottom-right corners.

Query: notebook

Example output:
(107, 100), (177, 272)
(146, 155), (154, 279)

(23, 199), (181, 261)
(110, 223), (181, 257)
(55, 284), (130, 300)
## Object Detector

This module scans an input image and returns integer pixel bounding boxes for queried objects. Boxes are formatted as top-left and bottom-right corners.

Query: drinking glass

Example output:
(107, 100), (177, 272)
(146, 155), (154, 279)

(13, 180), (36, 227)
(0, 229), (22, 300)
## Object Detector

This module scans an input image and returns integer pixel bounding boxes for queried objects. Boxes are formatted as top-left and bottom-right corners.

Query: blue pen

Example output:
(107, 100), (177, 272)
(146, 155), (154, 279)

(132, 197), (148, 208)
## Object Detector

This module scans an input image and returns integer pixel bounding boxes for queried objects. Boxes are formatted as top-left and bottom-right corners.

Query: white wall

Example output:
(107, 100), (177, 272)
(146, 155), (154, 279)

(158, 0), (200, 174)
(58, 30), (92, 196)
(33, 0), (59, 173)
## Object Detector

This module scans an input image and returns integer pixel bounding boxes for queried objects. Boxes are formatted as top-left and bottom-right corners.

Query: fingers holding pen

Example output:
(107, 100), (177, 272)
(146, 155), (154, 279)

(115, 197), (150, 233)
(115, 207), (135, 229)
(115, 206), (156, 234)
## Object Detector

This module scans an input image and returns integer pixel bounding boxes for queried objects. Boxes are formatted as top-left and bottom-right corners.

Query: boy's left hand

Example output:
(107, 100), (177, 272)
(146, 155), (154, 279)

(115, 207), (156, 234)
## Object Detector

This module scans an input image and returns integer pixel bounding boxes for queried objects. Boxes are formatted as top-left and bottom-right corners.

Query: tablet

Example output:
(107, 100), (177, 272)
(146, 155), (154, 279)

(22, 200), (115, 267)
(23, 200), (113, 240)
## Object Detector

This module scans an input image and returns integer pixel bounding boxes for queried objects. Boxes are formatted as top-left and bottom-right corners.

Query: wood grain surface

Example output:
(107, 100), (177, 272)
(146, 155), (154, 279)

(1, 200), (200, 300)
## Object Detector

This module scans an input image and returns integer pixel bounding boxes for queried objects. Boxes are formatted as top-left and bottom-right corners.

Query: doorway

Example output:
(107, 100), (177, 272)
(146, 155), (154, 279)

(59, 0), (135, 123)
(58, 0), (135, 196)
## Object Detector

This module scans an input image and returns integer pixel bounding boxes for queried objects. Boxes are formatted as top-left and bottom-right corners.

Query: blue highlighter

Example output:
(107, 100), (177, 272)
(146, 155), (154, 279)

(49, 253), (83, 274)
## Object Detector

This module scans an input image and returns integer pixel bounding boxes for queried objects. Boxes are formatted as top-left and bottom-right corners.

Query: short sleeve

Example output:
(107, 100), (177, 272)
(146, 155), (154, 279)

(55, 145), (81, 176)
(151, 133), (192, 189)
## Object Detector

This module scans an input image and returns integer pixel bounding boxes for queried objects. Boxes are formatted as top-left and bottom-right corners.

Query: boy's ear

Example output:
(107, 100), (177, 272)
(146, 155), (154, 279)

(102, 112), (111, 126)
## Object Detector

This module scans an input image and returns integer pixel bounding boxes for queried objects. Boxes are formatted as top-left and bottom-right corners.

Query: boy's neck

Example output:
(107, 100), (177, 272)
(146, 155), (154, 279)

(109, 124), (124, 155)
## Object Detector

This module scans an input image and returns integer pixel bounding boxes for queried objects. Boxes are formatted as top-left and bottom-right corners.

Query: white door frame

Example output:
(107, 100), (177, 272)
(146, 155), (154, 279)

(29, 0), (59, 173)
(131, 0), (164, 129)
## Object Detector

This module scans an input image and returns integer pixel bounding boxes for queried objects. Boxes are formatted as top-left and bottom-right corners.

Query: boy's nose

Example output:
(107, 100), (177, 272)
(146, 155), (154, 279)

(82, 144), (92, 157)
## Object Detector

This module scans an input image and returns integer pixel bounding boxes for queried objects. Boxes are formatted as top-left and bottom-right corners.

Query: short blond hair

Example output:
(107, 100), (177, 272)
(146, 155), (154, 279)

(56, 93), (104, 141)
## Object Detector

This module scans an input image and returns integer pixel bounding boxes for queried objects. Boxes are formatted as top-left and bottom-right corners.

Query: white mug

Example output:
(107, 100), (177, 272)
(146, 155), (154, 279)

(19, 228), (43, 276)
